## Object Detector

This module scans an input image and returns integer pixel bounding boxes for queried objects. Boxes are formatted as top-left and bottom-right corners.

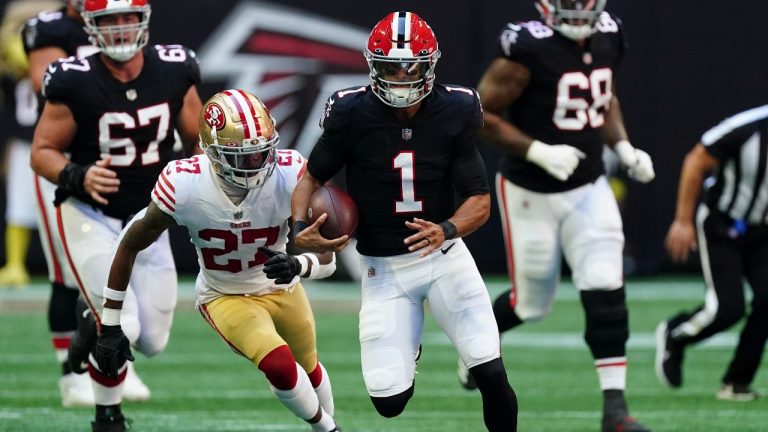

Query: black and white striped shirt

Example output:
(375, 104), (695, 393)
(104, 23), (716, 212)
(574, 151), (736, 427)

(702, 105), (768, 226)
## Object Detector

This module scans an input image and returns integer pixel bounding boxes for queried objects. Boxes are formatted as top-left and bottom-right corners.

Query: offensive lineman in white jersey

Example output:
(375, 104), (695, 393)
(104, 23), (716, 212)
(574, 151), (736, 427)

(92, 89), (341, 432)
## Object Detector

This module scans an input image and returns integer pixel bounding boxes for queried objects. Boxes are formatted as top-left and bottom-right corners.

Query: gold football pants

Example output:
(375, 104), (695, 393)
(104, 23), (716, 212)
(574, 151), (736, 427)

(200, 283), (318, 372)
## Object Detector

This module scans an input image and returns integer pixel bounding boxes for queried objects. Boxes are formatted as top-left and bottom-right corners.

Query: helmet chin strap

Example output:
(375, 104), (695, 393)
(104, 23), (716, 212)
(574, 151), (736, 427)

(558, 23), (595, 40)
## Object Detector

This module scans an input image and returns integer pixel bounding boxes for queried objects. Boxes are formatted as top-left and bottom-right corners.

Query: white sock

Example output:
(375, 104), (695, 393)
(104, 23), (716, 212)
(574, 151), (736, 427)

(595, 356), (627, 390)
(313, 362), (335, 417)
(89, 356), (127, 405)
(271, 363), (336, 431)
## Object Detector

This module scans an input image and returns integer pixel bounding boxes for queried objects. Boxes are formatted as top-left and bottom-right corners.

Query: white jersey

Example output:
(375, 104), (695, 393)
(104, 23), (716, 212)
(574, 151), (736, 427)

(151, 150), (307, 305)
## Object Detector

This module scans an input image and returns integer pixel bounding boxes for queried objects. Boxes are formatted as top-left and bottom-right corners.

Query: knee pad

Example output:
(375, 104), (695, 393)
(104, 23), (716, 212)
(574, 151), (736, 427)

(370, 386), (414, 418)
(579, 259), (623, 289)
(48, 282), (79, 332)
(492, 290), (523, 332)
(258, 345), (298, 390)
(581, 289), (628, 359)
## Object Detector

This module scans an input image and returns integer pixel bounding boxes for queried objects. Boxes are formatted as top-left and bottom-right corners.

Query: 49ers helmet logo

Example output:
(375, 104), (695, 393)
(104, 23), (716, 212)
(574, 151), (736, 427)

(204, 103), (226, 129)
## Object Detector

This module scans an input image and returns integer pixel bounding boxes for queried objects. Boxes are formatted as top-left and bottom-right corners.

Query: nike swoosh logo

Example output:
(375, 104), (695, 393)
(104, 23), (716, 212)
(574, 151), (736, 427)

(441, 243), (455, 254)
(47, 64), (57, 73)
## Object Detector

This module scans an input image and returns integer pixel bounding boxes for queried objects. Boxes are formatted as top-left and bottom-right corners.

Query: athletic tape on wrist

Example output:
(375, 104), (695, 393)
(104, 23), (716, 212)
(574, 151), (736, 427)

(101, 307), (122, 326)
(301, 253), (321, 279)
(103, 287), (127, 302)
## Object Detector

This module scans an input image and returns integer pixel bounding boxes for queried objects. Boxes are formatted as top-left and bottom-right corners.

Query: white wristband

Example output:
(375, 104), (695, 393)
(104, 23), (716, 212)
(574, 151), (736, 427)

(103, 287), (126, 302)
(300, 253), (321, 278)
(295, 254), (310, 277)
(101, 307), (122, 326)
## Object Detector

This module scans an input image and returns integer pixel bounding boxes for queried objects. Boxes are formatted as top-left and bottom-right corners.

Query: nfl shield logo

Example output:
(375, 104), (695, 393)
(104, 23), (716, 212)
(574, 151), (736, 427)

(402, 128), (413, 141)
(234, 210), (243, 220)
(367, 266), (376, 278)
(126, 89), (138, 101)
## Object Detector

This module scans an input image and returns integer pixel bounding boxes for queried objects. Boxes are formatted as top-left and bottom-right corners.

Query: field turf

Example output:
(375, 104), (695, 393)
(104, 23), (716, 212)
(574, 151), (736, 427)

(0, 277), (765, 431)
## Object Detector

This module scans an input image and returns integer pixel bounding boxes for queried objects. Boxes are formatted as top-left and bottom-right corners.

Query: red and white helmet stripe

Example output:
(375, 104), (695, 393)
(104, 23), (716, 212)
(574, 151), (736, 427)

(222, 89), (262, 139)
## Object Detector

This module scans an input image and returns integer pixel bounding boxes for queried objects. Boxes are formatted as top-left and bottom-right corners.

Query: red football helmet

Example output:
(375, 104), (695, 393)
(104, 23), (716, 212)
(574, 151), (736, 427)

(364, 11), (440, 108)
(82, 0), (151, 62)
(536, 0), (607, 41)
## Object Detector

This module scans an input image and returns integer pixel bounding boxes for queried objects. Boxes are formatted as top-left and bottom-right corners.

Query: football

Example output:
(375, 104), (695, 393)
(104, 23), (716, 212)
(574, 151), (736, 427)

(308, 184), (358, 239)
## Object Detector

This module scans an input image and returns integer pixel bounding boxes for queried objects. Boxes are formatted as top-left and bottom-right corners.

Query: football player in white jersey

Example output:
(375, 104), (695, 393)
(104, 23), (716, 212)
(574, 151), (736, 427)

(92, 89), (341, 432)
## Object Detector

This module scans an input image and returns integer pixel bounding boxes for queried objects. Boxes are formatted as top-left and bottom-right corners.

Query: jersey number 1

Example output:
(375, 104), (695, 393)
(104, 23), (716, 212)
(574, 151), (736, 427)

(393, 152), (423, 213)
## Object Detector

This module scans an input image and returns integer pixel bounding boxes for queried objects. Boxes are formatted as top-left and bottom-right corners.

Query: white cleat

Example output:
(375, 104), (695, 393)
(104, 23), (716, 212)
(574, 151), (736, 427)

(59, 372), (95, 408)
(123, 362), (151, 402)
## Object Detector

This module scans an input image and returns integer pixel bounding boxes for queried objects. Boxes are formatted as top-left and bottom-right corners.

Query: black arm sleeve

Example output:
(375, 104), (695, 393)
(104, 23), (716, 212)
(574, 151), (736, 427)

(306, 130), (347, 183)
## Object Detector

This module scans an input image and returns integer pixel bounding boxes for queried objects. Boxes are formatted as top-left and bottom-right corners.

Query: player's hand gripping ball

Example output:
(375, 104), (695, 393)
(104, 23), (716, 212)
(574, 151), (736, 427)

(308, 184), (358, 239)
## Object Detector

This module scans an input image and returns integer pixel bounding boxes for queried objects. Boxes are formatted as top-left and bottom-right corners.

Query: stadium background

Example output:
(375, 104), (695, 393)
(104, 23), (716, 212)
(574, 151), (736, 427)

(1, 0), (768, 277)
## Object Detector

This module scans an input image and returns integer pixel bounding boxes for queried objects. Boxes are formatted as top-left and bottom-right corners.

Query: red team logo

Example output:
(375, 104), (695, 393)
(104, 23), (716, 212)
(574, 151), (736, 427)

(204, 103), (226, 129)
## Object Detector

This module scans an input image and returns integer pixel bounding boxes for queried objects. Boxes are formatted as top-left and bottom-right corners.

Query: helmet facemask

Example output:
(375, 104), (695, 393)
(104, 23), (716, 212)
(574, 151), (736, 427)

(204, 129), (279, 190)
(537, 0), (607, 41)
(82, 5), (150, 62)
(366, 49), (439, 108)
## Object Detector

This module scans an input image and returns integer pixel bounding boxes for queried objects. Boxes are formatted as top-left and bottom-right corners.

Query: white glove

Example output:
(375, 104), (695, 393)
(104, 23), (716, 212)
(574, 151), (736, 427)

(614, 140), (655, 183)
(525, 140), (586, 181)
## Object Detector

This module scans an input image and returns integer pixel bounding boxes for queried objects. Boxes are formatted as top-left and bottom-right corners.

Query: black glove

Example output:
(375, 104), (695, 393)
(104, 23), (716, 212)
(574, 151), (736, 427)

(93, 325), (135, 379)
(260, 247), (303, 284)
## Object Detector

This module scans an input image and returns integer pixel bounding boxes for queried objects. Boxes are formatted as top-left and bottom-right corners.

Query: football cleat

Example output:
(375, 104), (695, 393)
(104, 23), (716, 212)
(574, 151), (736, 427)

(655, 320), (683, 388)
(91, 416), (130, 432)
(59, 372), (95, 408)
(0, 264), (30, 288)
(601, 415), (651, 432)
(717, 383), (762, 402)
(456, 358), (477, 391)
(123, 362), (151, 402)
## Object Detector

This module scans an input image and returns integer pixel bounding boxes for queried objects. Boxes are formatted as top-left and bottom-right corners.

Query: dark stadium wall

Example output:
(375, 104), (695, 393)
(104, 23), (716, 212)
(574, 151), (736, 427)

(7, 0), (768, 276)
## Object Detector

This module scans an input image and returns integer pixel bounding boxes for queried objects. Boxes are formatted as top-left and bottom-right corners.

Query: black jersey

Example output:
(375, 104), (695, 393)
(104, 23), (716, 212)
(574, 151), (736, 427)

(42, 45), (201, 220)
(495, 13), (626, 193)
(22, 8), (92, 58)
(307, 84), (489, 257)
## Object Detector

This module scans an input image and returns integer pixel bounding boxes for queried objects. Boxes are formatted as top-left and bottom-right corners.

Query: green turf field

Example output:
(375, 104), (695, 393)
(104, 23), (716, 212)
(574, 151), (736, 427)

(0, 278), (766, 431)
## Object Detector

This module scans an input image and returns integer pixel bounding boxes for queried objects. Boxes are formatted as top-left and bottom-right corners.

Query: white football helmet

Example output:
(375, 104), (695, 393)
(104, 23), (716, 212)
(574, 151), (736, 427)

(199, 89), (279, 190)
(82, 0), (150, 62)
(536, 0), (607, 41)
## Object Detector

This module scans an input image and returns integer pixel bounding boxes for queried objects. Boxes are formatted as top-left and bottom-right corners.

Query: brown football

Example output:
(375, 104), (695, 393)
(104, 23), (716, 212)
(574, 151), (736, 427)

(308, 184), (358, 239)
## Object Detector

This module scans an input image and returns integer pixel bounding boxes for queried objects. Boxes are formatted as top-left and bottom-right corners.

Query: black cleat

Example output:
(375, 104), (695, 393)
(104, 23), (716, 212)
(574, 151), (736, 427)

(69, 298), (98, 374)
(655, 320), (684, 388)
(91, 416), (130, 432)
(456, 358), (477, 391)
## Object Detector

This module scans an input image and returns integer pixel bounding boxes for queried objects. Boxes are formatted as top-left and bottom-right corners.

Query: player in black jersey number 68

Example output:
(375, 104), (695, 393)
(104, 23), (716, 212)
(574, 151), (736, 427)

(460, 1), (653, 432)
(29, 0), (202, 430)
(292, 11), (518, 432)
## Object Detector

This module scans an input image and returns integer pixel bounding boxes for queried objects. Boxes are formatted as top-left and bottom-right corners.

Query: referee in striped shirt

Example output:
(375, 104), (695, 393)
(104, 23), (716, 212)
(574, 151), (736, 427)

(657, 105), (768, 401)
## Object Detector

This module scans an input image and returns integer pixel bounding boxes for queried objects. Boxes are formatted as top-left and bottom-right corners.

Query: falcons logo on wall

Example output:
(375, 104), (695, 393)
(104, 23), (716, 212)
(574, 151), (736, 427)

(197, 1), (370, 156)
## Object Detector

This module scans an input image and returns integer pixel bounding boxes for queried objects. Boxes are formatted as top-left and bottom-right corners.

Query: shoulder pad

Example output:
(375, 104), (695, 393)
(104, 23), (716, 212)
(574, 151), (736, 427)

(22, 10), (68, 53)
(41, 56), (93, 103)
(151, 44), (202, 85)
(440, 85), (483, 130)
(152, 156), (205, 215)
(319, 86), (368, 131)
(275, 149), (308, 189)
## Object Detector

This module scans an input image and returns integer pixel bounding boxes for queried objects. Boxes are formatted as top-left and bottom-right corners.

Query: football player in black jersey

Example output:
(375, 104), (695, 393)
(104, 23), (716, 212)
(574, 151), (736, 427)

(23, 0), (151, 408)
(29, 0), (202, 430)
(292, 12), (518, 432)
(459, 1), (653, 432)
